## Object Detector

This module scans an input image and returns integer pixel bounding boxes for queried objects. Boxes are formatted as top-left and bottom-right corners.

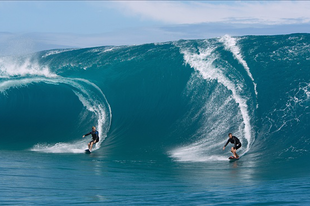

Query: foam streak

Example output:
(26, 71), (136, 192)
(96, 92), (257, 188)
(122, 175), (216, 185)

(219, 35), (258, 100)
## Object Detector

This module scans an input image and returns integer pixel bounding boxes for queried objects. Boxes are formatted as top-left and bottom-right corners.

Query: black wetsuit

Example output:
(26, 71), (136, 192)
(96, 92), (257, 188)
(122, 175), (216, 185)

(224, 136), (242, 150)
(84, 130), (99, 143)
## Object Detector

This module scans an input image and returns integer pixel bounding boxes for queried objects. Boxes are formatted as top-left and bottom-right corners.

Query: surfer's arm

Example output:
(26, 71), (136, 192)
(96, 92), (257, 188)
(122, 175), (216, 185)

(224, 139), (230, 147)
(83, 132), (91, 138)
(223, 139), (229, 150)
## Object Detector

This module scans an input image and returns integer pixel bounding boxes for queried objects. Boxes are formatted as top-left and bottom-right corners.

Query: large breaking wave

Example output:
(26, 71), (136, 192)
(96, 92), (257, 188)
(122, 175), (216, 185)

(1, 34), (310, 163)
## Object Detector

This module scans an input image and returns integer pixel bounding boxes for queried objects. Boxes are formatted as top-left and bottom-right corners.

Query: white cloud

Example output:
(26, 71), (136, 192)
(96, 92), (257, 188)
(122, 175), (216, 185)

(114, 1), (310, 25)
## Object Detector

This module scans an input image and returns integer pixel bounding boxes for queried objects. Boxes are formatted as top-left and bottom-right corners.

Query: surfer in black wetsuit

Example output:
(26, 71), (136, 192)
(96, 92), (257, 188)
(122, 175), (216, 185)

(223, 133), (242, 159)
(83, 126), (99, 152)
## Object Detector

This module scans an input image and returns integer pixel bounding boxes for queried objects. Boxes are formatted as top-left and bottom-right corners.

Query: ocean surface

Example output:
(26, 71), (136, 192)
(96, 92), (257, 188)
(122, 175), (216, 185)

(1, 34), (310, 205)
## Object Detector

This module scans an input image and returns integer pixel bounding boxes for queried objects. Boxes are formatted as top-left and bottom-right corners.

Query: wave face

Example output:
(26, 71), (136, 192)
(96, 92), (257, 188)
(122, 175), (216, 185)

(0, 34), (310, 163)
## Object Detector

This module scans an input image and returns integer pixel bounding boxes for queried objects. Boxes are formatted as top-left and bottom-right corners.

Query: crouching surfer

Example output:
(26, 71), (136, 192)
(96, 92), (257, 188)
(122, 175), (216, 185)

(83, 126), (99, 152)
(223, 133), (242, 159)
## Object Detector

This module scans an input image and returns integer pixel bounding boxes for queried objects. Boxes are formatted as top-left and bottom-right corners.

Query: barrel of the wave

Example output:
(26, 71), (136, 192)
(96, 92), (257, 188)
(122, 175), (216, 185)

(3, 77), (114, 153)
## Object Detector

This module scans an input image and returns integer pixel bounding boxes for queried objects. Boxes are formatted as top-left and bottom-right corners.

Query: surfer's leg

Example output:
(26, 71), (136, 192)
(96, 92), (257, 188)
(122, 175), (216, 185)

(89, 141), (94, 152)
(235, 147), (239, 158)
(231, 147), (237, 158)
(235, 151), (239, 159)
(235, 144), (241, 158)
(233, 149), (239, 159)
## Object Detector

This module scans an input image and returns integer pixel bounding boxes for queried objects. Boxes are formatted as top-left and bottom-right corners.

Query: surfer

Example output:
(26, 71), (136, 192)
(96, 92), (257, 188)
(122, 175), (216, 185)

(83, 126), (99, 152)
(223, 133), (242, 159)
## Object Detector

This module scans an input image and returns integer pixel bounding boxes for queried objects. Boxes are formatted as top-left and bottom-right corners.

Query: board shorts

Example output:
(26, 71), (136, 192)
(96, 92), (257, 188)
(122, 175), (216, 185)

(90, 138), (99, 144)
(234, 143), (242, 150)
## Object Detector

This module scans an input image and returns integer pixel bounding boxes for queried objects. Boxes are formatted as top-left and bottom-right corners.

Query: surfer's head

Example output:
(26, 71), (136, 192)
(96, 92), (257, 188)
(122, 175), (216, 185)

(92, 126), (96, 131)
(228, 133), (232, 138)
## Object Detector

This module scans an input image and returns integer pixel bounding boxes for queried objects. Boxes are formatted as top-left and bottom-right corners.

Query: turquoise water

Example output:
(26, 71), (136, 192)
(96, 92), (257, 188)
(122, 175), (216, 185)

(1, 34), (310, 205)
(1, 151), (310, 205)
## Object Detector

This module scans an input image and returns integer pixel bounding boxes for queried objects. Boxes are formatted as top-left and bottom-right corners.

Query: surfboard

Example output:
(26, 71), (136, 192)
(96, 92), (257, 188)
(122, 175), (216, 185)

(229, 156), (239, 160)
(85, 149), (91, 154)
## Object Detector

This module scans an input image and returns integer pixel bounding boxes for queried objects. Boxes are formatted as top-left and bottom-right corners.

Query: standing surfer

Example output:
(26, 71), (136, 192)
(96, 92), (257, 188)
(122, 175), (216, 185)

(223, 133), (242, 159)
(83, 126), (99, 152)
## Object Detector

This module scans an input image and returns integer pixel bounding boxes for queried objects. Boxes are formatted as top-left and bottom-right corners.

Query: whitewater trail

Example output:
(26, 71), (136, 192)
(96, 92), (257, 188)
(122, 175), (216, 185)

(219, 35), (258, 108)
(170, 38), (254, 162)
(0, 57), (112, 153)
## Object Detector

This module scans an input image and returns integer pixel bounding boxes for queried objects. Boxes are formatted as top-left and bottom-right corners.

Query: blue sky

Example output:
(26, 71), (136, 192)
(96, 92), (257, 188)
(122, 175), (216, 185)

(0, 1), (162, 33)
(1, 1), (310, 55)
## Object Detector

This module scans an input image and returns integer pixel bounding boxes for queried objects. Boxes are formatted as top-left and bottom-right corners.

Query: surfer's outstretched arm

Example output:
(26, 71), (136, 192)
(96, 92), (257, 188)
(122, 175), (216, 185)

(83, 132), (91, 138)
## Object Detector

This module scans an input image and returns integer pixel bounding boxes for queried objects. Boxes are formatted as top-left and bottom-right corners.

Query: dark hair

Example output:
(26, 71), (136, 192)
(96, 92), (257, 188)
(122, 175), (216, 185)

(228, 133), (232, 136)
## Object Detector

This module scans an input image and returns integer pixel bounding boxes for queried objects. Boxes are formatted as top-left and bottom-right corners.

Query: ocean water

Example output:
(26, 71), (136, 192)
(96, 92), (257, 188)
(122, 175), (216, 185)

(1, 34), (310, 205)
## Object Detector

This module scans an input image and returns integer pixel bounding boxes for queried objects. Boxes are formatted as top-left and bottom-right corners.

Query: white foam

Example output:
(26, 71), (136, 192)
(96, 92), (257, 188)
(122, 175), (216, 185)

(0, 57), (57, 78)
(184, 48), (252, 152)
(219, 35), (258, 100)
(31, 141), (87, 154)
(170, 40), (253, 162)
(170, 139), (231, 162)
(99, 47), (115, 54)
(0, 77), (59, 94)
(302, 83), (310, 100)
(42, 49), (77, 58)
(172, 152), (228, 162)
